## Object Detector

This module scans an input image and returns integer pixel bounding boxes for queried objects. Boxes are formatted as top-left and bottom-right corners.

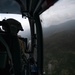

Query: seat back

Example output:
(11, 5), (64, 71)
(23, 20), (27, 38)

(0, 52), (7, 69)
(0, 33), (11, 69)
(0, 42), (7, 69)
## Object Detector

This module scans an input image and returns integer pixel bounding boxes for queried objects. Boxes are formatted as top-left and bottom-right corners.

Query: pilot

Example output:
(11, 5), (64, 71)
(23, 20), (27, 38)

(2, 18), (23, 35)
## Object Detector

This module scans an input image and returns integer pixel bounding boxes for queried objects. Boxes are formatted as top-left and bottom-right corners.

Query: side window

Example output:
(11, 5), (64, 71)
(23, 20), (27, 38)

(40, 0), (75, 75)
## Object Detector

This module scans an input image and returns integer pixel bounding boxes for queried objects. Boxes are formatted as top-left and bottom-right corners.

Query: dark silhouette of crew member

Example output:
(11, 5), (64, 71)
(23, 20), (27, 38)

(2, 18), (23, 35)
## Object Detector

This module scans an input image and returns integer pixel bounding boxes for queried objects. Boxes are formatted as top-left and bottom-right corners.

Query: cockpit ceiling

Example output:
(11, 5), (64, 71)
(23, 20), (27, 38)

(0, 0), (20, 14)
(0, 0), (58, 16)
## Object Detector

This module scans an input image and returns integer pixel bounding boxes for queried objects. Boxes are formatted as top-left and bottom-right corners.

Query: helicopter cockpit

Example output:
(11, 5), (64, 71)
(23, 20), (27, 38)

(0, 0), (58, 75)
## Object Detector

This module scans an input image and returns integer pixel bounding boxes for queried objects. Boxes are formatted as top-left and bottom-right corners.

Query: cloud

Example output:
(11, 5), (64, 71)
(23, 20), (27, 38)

(40, 0), (75, 27)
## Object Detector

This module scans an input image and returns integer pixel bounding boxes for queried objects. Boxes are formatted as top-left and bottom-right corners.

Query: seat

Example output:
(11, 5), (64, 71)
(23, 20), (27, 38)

(0, 42), (7, 69)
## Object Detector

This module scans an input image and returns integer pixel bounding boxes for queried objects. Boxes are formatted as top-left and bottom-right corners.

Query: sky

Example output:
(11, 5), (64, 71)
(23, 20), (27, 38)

(40, 0), (75, 27)
(0, 0), (75, 30)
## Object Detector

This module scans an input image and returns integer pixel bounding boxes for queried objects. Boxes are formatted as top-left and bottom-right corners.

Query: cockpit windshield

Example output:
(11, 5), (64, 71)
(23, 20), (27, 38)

(0, 14), (30, 38)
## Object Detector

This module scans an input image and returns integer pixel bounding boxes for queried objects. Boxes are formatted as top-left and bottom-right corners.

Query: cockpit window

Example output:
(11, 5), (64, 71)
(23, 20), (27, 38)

(0, 14), (31, 38)
(40, 0), (75, 75)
